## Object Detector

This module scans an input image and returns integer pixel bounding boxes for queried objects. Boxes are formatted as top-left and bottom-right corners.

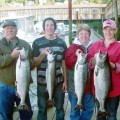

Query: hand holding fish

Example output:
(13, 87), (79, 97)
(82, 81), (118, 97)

(34, 47), (52, 66)
(76, 49), (82, 57)
(109, 62), (116, 70)
(42, 47), (51, 55)
(91, 53), (98, 66)
(11, 47), (20, 58)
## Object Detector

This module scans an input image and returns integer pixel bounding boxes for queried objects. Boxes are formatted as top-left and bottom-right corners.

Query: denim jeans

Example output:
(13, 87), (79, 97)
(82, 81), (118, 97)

(0, 82), (33, 120)
(107, 96), (120, 120)
(68, 92), (95, 120)
(37, 82), (65, 120)
(96, 96), (120, 120)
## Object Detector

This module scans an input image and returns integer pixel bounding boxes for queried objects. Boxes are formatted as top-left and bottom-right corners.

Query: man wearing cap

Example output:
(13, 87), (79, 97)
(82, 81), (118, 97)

(32, 17), (67, 120)
(88, 19), (120, 120)
(0, 20), (35, 120)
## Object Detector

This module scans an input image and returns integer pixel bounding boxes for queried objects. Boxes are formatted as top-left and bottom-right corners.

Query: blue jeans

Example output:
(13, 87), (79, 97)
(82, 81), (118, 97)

(96, 96), (120, 120)
(68, 92), (95, 120)
(0, 82), (33, 120)
(37, 82), (65, 120)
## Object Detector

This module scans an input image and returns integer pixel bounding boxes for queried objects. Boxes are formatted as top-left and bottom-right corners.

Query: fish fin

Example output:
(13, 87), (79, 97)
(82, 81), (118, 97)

(18, 104), (30, 111)
(75, 104), (84, 110)
(47, 100), (54, 108)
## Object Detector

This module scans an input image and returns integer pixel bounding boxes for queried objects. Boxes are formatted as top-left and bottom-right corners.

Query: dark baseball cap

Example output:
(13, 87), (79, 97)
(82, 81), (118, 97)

(2, 20), (17, 28)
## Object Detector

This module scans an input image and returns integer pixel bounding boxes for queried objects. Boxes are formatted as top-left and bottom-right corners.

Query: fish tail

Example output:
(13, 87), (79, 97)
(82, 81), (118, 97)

(18, 104), (30, 111)
(75, 104), (84, 110)
(97, 111), (108, 118)
(47, 99), (54, 108)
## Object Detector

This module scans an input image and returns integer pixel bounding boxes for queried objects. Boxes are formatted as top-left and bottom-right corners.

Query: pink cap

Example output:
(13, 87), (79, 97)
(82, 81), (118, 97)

(103, 19), (116, 29)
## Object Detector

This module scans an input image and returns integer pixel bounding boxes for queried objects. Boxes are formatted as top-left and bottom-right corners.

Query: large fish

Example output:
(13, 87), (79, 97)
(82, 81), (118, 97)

(46, 53), (56, 105)
(94, 50), (111, 117)
(16, 47), (31, 110)
(74, 52), (88, 109)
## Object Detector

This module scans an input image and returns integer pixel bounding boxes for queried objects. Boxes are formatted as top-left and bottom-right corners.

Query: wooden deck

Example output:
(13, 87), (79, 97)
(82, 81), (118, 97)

(13, 93), (69, 120)
(13, 92), (120, 120)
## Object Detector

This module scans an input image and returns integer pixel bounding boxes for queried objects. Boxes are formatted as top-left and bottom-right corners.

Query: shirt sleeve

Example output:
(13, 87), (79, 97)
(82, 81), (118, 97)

(32, 40), (40, 57)
(114, 55), (120, 73)
(65, 44), (82, 69)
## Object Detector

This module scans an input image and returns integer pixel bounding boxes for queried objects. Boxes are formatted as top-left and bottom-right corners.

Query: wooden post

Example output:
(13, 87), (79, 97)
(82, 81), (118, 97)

(68, 0), (72, 45)
(113, 0), (120, 40)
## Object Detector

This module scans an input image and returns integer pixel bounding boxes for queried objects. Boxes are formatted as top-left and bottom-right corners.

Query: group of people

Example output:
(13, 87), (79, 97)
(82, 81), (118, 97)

(0, 17), (120, 120)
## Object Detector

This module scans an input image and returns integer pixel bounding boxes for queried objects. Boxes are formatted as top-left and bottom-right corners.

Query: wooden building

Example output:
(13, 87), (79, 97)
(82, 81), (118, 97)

(0, 4), (107, 21)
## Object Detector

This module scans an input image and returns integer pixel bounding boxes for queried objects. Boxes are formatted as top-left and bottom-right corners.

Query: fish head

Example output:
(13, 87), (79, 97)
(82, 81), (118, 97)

(19, 47), (28, 60)
(96, 50), (108, 68)
(77, 52), (87, 65)
(47, 53), (56, 63)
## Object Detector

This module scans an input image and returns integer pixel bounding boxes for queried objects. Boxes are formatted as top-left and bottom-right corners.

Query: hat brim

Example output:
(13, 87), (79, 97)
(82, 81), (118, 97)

(103, 25), (116, 29)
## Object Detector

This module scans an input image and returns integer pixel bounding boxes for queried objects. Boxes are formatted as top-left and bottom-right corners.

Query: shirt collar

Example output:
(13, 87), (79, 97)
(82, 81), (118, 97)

(73, 37), (92, 48)
(101, 38), (117, 46)
(7, 37), (19, 45)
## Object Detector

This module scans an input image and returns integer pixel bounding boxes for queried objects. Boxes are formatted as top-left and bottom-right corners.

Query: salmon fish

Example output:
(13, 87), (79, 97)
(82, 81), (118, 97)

(74, 52), (87, 109)
(94, 50), (111, 117)
(16, 47), (31, 110)
(46, 53), (56, 105)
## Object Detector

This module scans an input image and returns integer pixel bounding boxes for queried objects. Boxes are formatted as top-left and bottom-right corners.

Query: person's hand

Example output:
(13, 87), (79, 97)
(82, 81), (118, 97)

(41, 47), (51, 55)
(109, 62), (116, 70)
(62, 80), (68, 92)
(91, 53), (98, 66)
(11, 47), (20, 58)
(76, 49), (82, 57)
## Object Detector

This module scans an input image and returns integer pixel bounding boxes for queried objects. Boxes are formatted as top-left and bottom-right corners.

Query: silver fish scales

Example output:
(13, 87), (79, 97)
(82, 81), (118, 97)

(16, 47), (31, 110)
(46, 53), (56, 105)
(94, 50), (111, 117)
(74, 52), (87, 109)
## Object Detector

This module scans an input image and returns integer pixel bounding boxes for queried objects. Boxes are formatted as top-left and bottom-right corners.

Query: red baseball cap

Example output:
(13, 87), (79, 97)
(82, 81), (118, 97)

(103, 19), (116, 29)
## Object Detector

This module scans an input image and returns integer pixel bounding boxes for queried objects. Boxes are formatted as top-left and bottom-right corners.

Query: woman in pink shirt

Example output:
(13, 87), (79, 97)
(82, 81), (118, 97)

(88, 19), (120, 120)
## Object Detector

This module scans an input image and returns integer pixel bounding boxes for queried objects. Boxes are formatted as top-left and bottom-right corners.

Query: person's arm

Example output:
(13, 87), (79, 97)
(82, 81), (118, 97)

(65, 45), (82, 69)
(34, 47), (51, 66)
(109, 54), (120, 72)
(0, 47), (19, 68)
(32, 40), (51, 66)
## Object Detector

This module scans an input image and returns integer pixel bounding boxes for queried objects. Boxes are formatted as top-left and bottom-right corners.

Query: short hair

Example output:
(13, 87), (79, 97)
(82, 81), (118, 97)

(42, 17), (57, 31)
(76, 24), (91, 37)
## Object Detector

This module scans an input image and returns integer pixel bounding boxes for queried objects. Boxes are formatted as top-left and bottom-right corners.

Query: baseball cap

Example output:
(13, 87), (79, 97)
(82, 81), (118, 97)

(103, 19), (116, 29)
(2, 20), (17, 28)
